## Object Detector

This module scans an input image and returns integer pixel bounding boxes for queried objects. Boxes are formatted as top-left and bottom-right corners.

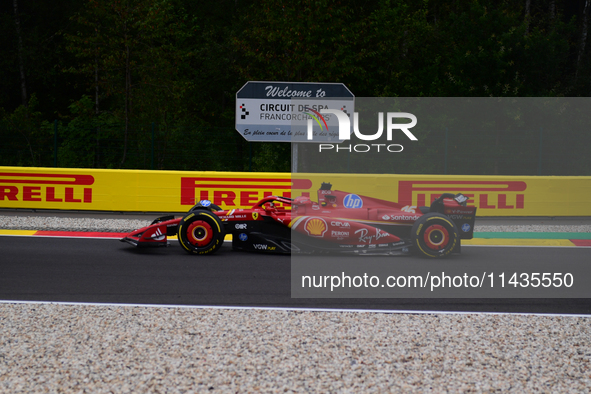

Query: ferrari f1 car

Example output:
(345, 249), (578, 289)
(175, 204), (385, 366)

(121, 183), (477, 258)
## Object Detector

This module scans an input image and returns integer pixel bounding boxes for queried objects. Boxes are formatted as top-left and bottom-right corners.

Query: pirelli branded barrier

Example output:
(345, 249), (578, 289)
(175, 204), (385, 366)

(0, 167), (590, 216)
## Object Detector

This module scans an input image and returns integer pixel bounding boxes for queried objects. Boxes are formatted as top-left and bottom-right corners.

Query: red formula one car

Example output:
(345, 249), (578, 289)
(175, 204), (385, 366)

(121, 183), (477, 258)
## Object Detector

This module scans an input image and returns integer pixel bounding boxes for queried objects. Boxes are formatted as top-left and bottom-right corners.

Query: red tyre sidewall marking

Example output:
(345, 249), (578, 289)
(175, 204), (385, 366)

(424, 224), (449, 250)
(187, 220), (214, 247)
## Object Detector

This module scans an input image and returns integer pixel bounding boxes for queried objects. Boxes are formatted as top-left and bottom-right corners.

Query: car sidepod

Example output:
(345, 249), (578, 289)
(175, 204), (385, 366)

(229, 216), (292, 254)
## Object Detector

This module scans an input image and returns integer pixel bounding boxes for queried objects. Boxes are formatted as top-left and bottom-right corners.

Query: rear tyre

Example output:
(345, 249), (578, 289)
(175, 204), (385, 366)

(411, 213), (459, 258)
(177, 210), (225, 255)
(452, 240), (462, 254)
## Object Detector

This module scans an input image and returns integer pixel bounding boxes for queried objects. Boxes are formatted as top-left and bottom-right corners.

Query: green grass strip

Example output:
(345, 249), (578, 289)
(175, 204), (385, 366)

(474, 232), (591, 239)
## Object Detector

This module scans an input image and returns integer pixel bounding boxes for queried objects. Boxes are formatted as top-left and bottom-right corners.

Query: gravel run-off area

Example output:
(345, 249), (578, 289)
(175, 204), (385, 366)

(0, 303), (590, 393)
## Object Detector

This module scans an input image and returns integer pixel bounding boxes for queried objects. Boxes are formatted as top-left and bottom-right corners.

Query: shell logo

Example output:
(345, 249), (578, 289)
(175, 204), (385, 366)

(305, 218), (328, 237)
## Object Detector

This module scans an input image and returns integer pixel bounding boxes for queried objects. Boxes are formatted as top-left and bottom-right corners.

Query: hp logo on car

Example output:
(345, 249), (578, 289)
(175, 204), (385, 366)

(461, 223), (471, 232)
(343, 194), (363, 209)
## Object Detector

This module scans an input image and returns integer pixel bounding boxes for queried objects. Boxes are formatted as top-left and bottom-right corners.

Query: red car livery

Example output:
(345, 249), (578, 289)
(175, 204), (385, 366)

(121, 182), (476, 258)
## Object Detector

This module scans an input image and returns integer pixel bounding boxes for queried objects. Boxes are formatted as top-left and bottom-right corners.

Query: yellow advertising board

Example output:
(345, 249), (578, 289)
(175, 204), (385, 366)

(0, 166), (590, 216)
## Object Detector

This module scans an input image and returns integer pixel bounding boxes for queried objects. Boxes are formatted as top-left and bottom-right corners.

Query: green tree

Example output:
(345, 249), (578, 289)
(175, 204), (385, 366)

(65, 0), (197, 167)
(0, 94), (53, 167)
(233, 0), (367, 84)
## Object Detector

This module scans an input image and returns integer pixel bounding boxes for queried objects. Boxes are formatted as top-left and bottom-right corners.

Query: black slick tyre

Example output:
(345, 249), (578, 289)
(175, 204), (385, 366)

(177, 209), (225, 255)
(411, 213), (459, 258)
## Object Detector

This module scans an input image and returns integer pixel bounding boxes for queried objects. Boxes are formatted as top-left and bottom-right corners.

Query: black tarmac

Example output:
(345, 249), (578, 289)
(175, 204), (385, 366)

(0, 236), (589, 314)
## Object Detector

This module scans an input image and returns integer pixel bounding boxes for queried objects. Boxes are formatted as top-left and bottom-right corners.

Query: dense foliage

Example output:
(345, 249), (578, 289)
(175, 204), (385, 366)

(1, 0), (590, 174)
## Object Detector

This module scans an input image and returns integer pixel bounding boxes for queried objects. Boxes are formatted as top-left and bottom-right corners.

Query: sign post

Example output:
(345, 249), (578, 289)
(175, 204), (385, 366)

(235, 81), (354, 142)
(236, 81), (354, 172)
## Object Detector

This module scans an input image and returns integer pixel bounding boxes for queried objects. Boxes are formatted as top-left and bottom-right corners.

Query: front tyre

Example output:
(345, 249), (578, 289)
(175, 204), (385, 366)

(411, 213), (459, 258)
(177, 210), (225, 255)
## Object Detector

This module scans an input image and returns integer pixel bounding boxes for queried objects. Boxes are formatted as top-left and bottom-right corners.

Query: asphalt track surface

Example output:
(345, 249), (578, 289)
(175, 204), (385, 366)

(0, 235), (590, 314)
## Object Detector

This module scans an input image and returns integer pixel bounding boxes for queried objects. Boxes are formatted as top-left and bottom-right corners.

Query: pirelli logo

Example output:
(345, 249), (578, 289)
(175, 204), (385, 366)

(0, 172), (94, 204)
(398, 180), (527, 210)
(180, 177), (312, 208)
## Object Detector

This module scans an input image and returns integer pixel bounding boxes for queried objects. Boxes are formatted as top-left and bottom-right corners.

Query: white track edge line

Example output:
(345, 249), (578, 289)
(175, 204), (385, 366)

(462, 244), (591, 248)
(0, 233), (588, 247)
(0, 299), (589, 318)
